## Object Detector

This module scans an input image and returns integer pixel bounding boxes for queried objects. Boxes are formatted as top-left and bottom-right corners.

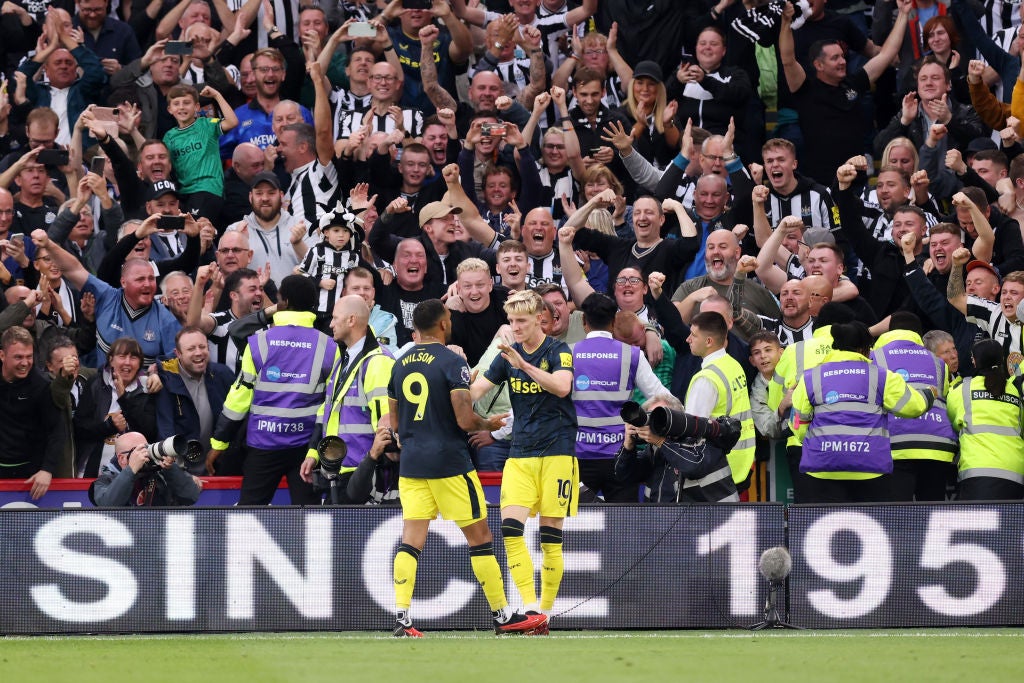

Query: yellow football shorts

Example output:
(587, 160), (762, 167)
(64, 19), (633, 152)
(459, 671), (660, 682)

(399, 471), (488, 527)
(500, 455), (579, 518)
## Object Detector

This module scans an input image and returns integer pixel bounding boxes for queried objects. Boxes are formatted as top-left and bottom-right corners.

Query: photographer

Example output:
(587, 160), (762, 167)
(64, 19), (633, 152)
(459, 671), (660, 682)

(343, 424), (401, 505)
(91, 431), (200, 507)
(614, 395), (739, 503)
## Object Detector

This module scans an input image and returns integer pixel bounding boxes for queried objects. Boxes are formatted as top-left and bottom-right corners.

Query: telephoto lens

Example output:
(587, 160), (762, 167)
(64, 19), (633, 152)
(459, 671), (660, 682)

(144, 435), (188, 465)
(619, 401), (650, 428)
(649, 408), (741, 452)
(317, 436), (347, 477)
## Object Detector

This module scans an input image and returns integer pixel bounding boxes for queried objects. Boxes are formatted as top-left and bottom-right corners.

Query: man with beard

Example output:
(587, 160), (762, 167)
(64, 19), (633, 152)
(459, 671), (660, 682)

(156, 326), (234, 475)
(566, 191), (699, 296)
(226, 171), (307, 286)
(32, 229), (180, 366)
(0, 326), (66, 500)
(846, 165), (939, 243)
(377, 238), (440, 347)
(187, 265), (264, 371)
(670, 229), (781, 342)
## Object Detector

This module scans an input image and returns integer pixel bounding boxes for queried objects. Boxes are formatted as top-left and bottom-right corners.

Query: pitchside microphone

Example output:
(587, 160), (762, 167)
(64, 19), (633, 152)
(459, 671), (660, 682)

(750, 546), (799, 631)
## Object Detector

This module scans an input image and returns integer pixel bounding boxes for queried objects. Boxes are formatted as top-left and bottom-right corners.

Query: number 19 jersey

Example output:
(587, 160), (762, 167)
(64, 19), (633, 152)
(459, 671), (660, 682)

(389, 342), (475, 478)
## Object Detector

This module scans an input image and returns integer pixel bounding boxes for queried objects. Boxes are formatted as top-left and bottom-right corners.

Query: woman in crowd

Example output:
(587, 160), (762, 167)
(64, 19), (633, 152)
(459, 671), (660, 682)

(73, 337), (159, 478)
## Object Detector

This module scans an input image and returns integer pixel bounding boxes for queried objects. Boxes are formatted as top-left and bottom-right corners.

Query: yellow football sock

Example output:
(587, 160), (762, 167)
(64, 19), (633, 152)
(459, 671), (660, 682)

(393, 543), (420, 611)
(502, 518), (537, 606)
(469, 542), (508, 612)
(539, 526), (563, 612)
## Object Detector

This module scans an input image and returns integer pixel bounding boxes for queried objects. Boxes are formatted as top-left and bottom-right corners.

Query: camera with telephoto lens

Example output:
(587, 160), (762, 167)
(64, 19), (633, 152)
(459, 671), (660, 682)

(144, 435), (203, 467)
(620, 401), (741, 452)
(313, 436), (348, 504)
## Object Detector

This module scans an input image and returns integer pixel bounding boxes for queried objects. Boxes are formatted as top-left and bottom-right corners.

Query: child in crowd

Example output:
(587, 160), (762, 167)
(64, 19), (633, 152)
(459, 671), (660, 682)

(298, 206), (371, 333)
(163, 84), (238, 222)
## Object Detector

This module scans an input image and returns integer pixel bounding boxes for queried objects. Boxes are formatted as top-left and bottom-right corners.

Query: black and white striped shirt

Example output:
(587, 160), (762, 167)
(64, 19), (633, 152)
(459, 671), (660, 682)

(860, 201), (939, 242)
(526, 249), (569, 297)
(285, 159), (339, 241)
(764, 182), (840, 233)
(299, 243), (362, 315)
(965, 294), (1024, 375)
(330, 88), (372, 140)
(207, 309), (240, 371)
(338, 107), (424, 140)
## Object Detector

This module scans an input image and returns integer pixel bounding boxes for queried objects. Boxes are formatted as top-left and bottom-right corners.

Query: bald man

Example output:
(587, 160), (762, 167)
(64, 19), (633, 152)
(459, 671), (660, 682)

(671, 229), (781, 342)
(223, 143), (271, 225)
(802, 275), (833, 318)
(301, 295), (396, 503)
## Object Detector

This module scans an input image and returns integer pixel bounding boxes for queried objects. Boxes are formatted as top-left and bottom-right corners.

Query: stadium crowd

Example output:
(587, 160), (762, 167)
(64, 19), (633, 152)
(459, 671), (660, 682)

(2, 0), (1024, 506)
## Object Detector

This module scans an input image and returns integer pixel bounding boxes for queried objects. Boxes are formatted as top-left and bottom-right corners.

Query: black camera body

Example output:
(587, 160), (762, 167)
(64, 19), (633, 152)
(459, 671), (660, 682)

(620, 401), (741, 452)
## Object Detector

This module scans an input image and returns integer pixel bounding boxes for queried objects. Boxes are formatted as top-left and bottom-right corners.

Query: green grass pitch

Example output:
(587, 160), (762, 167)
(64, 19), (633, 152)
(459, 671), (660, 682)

(2, 630), (1023, 683)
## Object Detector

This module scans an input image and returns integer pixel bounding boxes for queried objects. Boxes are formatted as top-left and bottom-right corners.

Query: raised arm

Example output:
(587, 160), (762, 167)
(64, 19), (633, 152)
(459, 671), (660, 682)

(863, 0), (911, 84)
(755, 214), (799, 294)
(952, 192), (994, 264)
(30, 229), (90, 290)
(418, 24), (458, 112)
(557, 225), (595, 305)
(778, 2), (806, 93)
(946, 246), (970, 315)
(309, 61), (335, 166)
(442, 163), (499, 246)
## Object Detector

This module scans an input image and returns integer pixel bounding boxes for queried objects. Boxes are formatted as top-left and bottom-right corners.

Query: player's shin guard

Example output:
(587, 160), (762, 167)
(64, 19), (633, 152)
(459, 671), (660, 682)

(501, 518), (537, 606)
(539, 526), (564, 611)
(469, 542), (508, 612)
(393, 543), (421, 611)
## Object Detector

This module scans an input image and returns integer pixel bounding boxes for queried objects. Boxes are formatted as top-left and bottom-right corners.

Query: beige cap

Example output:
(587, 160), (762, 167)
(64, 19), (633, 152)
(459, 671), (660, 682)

(418, 201), (463, 228)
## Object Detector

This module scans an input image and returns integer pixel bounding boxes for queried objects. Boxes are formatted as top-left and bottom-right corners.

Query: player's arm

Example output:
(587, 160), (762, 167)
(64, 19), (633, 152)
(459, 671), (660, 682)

(451, 388), (506, 433)
(521, 364), (573, 398)
(470, 373), (496, 402)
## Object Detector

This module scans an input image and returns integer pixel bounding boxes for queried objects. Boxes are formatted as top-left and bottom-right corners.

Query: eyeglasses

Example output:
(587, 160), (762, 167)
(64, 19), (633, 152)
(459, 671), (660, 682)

(615, 276), (643, 286)
(702, 153), (727, 164)
(543, 144), (566, 150)
(584, 49), (607, 56)
(370, 74), (398, 82)
(217, 247), (247, 254)
(254, 66), (284, 74)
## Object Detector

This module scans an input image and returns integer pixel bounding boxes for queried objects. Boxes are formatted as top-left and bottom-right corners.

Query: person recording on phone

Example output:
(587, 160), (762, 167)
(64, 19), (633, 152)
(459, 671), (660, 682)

(91, 431), (201, 507)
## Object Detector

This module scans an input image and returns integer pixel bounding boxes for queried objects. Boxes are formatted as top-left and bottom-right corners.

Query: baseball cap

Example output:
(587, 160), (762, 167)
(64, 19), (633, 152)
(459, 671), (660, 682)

(146, 179), (179, 201)
(418, 201), (462, 228)
(801, 228), (836, 246)
(250, 171), (281, 190)
(966, 259), (1001, 280)
(966, 137), (998, 155)
(632, 61), (663, 83)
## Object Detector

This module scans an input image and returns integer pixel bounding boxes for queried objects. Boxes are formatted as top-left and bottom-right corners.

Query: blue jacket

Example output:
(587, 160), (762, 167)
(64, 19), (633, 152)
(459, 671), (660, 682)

(156, 358), (234, 447)
(19, 44), (107, 134)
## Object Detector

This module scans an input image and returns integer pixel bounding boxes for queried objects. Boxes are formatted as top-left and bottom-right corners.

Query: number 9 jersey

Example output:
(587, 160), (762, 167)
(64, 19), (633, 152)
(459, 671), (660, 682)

(388, 342), (476, 478)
